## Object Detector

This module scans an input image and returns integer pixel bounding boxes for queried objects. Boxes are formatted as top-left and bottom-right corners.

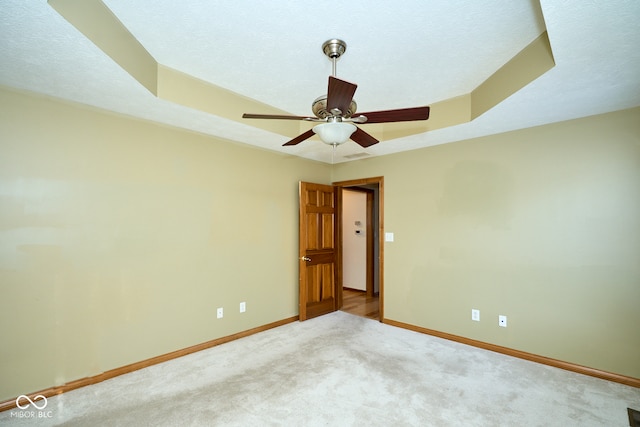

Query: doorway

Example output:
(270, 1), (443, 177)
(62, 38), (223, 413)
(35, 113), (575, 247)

(334, 177), (383, 321)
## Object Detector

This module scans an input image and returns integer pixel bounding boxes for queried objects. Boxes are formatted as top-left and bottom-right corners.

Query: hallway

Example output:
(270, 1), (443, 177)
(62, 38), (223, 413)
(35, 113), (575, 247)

(341, 289), (379, 320)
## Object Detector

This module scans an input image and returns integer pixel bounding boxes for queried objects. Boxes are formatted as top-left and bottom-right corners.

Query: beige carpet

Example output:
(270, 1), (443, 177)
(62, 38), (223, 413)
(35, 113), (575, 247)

(1, 311), (638, 426)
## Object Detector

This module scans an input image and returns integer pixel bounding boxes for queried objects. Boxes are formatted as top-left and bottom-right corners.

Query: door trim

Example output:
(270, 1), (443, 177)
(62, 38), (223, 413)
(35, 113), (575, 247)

(333, 176), (384, 321)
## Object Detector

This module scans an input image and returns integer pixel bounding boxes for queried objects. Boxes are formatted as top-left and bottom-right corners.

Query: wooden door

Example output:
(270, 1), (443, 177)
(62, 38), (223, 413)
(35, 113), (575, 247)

(298, 182), (337, 321)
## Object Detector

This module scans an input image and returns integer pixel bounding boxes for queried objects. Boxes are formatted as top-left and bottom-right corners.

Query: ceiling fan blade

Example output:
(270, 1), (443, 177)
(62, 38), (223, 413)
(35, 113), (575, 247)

(243, 113), (316, 121)
(350, 127), (379, 148)
(354, 106), (430, 124)
(283, 129), (316, 146)
(327, 76), (357, 116)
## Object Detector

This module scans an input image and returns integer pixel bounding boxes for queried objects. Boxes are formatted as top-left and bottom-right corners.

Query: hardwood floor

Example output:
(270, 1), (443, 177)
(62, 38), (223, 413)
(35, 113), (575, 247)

(341, 288), (379, 320)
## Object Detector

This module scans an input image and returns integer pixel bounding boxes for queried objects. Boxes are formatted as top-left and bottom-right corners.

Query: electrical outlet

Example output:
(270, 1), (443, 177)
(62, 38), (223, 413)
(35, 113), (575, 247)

(240, 302), (246, 313)
(499, 315), (507, 327)
(471, 309), (480, 321)
(217, 307), (223, 319)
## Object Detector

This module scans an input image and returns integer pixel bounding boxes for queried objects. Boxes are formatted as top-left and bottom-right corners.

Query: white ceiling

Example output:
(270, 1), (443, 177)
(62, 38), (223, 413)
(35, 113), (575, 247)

(1, 1), (639, 163)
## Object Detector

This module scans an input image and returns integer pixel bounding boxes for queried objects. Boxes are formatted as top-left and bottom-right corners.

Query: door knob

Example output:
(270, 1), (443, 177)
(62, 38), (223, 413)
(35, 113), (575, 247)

(301, 256), (311, 262)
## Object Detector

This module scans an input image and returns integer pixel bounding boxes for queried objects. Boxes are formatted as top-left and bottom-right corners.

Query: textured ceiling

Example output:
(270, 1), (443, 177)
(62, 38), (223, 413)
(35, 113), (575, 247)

(1, 1), (639, 163)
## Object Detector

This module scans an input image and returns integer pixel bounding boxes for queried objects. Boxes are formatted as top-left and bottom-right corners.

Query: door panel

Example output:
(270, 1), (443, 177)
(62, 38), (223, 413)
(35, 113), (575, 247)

(322, 214), (334, 248)
(299, 182), (337, 321)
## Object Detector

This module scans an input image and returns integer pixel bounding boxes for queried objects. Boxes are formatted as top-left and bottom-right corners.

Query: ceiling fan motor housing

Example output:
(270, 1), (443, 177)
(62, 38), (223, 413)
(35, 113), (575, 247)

(312, 95), (357, 119)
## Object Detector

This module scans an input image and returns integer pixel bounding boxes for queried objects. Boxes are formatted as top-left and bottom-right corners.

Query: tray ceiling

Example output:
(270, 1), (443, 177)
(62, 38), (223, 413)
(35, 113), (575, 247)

(1, 1), (639, 163)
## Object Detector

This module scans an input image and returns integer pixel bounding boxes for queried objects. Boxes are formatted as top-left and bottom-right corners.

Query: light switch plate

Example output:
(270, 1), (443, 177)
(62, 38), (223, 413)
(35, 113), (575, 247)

(385, 232), (394, 242)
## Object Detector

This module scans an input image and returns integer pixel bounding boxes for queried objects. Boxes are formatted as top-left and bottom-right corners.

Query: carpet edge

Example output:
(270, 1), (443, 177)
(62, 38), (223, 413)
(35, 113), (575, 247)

(0, 315), (299, 412)
(382, 318), (640, 389)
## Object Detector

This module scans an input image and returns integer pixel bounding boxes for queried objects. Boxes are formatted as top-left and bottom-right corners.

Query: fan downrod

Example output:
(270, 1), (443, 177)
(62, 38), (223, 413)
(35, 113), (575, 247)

(313, 39), (356, 119)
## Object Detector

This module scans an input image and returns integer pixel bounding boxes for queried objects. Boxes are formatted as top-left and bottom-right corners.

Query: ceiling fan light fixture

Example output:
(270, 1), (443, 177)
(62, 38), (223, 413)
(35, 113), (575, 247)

(312, 122), (356, 146)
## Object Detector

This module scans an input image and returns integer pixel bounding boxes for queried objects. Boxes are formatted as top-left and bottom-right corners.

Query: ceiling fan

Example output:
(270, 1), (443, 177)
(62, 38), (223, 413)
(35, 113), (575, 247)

(242, 39), (430, 148)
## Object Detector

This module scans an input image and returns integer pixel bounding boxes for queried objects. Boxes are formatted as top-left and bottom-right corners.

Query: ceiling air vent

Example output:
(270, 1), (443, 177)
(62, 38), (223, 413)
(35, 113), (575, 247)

(343, 153), (371, 159)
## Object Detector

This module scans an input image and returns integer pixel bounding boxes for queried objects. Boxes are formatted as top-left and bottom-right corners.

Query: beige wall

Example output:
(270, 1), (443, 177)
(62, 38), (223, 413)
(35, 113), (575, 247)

(0, 87), (331, 400)
(333, 107), (640, 378)
(1, 86), (639, 401)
